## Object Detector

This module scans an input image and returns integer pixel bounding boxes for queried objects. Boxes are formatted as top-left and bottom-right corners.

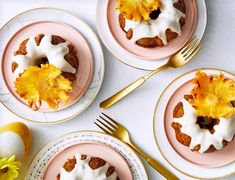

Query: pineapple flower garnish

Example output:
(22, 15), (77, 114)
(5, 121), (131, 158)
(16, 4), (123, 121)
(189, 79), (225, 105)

(116, 0), (161, 21)
(189, 71), (235, 119)
(0, 155), (21, 180)
(14, 64), (72, 110)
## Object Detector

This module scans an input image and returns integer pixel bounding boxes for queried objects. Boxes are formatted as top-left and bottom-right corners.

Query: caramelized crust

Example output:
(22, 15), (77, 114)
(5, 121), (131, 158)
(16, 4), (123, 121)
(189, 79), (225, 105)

(173, 102), (184, 118)
(171, 122), (191, 147)
(136, 36), (164, 48)
(174, 0), (186, 13)
(89, 157), (106, 170)
(12, 33), (78, 81)
(119, 14), (133, 40)
(63, 158), (77, 172)
(11, 62), (18, 72)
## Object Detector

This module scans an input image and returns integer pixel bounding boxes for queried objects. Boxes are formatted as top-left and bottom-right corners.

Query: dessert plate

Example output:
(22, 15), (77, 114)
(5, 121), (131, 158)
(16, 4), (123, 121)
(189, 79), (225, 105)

(25, 131), (148, 180)
(0, 8), (104, 123)
(153, 68), (235, 179)
(1, 20), (93, 112)
(107, 0), (197, 60)
(96, 0), (207, 70)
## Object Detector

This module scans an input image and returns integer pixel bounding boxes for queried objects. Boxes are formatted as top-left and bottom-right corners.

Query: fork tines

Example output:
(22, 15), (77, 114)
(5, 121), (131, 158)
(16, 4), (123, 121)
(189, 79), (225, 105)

(94, 113), (119, 134)
(181, 36), (202, 61)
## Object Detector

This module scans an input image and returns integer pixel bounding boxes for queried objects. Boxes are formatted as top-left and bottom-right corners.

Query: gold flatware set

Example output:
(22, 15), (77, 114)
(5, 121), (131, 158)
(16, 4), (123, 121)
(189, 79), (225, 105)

(97, 37), (202, 179)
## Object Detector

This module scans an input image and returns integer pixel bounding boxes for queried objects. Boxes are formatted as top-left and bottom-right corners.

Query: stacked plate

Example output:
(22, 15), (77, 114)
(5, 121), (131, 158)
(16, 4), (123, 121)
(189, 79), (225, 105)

(26, 131), (147, 180)
(96, 0), (207, 70)
(0, 8), (104, 123)
(153, 69), (235, 179)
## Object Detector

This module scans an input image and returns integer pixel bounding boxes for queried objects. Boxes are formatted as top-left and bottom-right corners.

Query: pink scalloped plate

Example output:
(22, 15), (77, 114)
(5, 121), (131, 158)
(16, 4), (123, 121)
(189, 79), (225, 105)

(43, 142), (133, 180)
(1, 20), (93, 112)
(107, 0), (198, 61)
(164, 70), (235, 168)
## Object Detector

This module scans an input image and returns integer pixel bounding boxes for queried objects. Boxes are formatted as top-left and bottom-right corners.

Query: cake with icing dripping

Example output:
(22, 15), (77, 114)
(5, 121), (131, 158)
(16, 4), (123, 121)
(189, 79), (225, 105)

(171, 71), (235, 153)
(117, 0), (186, 48)
(57, 153), (119, 180)
(12, 33), (79, 81)
(172, 96), (235, 153)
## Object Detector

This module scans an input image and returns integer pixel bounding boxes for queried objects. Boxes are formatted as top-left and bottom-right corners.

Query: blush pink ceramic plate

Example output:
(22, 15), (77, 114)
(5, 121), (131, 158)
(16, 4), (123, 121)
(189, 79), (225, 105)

(1, 20), (93, 112)
(107, 0), (198, 60)
(165, 80), (235, 168)
(43, 143), (133, 180)
(25, 131), (147, 179)
(153, 69), (235, 179)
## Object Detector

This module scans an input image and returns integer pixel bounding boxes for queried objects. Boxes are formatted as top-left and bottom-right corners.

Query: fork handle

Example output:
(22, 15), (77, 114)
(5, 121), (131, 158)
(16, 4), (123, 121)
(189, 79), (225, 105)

(100, 65), (168, 109)
(100, 77), (145, 109)
(127, 141), (178, 179)
(147, 157), (179, 180)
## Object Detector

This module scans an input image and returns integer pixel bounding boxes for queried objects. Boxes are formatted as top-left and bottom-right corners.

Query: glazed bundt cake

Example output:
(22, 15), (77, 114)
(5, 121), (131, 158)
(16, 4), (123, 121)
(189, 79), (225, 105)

(171, 95), (235, 153)
(118, 0), (186, 48)
(57, 153), (119, 180)
(12, 33), (79, 81)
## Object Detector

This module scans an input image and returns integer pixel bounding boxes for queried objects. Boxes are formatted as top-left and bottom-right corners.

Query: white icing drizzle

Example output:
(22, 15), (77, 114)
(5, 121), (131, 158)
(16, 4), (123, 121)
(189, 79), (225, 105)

(59, 154), (118, 180)
(123, 0), (185, 45)
(173, 99), (235, 153)
(12, 34), (76, 78)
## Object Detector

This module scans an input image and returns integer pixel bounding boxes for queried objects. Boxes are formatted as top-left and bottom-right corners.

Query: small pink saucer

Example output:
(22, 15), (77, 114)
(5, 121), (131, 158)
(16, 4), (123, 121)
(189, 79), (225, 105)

(43, 143), (133, 180)
(164, 80), (235, 168)
(107, 0), (197, 61)
(1, 21), (93, 112)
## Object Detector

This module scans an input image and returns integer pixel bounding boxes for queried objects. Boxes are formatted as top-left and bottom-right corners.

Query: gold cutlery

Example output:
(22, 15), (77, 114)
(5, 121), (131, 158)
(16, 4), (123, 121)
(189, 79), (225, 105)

(100, 36), (201, 109)
(95, 113), (179, 180)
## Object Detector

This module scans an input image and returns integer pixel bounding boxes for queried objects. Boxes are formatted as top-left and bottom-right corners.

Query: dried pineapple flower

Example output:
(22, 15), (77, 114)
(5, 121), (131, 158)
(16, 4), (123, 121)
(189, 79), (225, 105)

(189, 71), (235, 118)
(14, 64), (72, 110)
(116, 0), (161, 21)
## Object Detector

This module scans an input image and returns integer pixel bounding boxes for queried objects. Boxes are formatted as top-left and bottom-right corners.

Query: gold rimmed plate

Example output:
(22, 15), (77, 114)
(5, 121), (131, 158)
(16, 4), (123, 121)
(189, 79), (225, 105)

(0, 8), (104, 124)
(2, 20), (93, 112)
(107, 0), (197, 60)
(153, 68), (235, 179)
(25, 131), (147, 180)
(96, 0), (207, 70)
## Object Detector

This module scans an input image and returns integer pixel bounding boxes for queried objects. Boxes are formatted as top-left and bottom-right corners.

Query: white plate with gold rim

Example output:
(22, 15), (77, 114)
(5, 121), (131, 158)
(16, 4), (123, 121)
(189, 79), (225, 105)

(25, 131), (148, 180)
(0, 8), (104, 124)
(96, 0), (207, 70)
(153, 68), (235, 179)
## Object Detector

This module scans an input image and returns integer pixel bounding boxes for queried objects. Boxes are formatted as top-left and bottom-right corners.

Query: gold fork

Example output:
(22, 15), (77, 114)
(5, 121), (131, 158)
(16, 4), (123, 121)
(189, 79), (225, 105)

(95, 113), (179, 180)
(100, 36), (202, 109)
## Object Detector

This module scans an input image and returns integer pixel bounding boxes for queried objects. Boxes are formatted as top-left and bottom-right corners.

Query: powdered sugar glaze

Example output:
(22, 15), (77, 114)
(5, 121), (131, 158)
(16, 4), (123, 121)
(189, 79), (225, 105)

(12, 34), (76, 78)
(123, 0), (185, 45)
(173, 99), (235, 153)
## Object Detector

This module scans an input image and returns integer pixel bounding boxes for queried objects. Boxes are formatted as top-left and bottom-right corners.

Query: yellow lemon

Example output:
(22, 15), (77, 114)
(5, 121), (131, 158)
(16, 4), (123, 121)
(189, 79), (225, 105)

(0, 122), (32, 161)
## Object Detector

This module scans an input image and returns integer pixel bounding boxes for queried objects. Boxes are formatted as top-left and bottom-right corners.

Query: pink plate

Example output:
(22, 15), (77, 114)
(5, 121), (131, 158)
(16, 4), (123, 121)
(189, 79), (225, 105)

(1, 21), (93, 112)
(164, 76), (235, 168)
(107, 0), (198, 61)
(43, 143), (133, 180)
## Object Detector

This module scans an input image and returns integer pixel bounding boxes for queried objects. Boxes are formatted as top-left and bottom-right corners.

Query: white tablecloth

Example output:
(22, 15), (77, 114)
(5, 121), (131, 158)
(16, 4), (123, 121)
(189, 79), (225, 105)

(0, 0), (234, 179)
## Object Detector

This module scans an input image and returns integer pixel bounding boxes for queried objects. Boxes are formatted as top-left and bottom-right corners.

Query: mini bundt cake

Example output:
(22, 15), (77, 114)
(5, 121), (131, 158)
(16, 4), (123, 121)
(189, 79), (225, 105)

(118, 0), (186, 48)
(12, 33), (79, 81)
(171, 95), (235, 153)
(57, 153), (119, 180)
